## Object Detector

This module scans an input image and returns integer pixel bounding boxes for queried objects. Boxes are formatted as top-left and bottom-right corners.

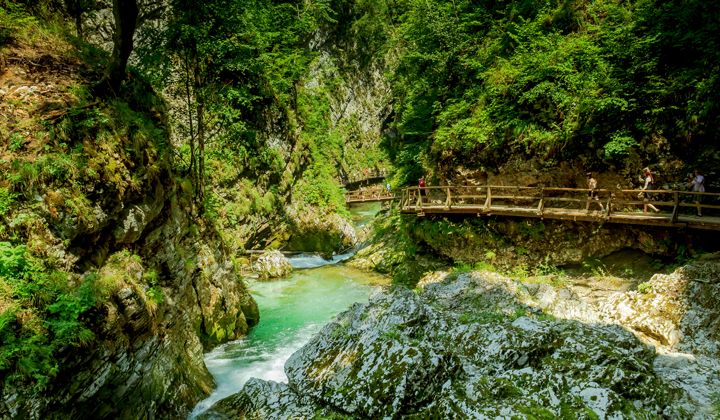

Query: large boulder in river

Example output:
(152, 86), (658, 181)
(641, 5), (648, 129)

(204, 270), (705, 418)
(284, 205), (357, 255)
(252, 250), (293, 279)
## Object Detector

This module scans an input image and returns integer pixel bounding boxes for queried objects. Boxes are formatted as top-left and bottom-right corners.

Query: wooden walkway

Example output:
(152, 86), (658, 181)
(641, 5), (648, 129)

(346, 189), (395, 204)
(342, 170), (388, 189)
(399, 186), (720, 231)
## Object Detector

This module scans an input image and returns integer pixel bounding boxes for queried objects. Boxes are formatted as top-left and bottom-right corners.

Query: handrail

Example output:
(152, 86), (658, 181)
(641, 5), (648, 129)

(397, 185), (720, 229)
(341, 170), (388, 185)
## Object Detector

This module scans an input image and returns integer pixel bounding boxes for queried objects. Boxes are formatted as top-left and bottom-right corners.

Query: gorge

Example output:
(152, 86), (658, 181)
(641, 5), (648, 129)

(1, 0), (719, 418)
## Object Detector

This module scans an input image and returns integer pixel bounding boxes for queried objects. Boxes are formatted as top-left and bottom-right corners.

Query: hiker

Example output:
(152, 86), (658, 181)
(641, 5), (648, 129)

(641, 167), (660, 213)
(689, 169), (705, 217)
(418, 176), (426, 203)
(586, 172), (604, 211)
(386, 182), (391, 193)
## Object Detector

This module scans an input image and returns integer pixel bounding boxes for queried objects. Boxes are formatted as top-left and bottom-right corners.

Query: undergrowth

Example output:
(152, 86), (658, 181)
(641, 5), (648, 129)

(0, 241), (95, 389)
(0, 6), (171, 389)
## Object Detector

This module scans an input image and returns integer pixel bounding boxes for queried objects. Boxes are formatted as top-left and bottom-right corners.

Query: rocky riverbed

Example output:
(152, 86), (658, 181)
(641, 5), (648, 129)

(202, 254), (720, 418)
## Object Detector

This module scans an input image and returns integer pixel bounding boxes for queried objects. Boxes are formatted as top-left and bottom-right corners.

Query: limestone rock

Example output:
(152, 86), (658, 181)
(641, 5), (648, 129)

(284, 205), (357, 255)
(199, 379), (320, 419)
(252, 250), (293, 280)
(215, 272), (695, 418)
(113, 184), (165, 244)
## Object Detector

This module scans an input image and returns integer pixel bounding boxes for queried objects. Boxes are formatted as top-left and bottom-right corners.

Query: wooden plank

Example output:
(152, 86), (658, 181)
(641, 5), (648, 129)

(677, 202), (720, 210)
(544, 197), (587, 203)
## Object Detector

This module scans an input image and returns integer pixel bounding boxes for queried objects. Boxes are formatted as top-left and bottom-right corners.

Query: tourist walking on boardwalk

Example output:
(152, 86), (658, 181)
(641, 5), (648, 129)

(418, 176), (426, 203)
(641, 167), (660, 213)
(586, 172), (604, 211)
(689, 169), (705, 217)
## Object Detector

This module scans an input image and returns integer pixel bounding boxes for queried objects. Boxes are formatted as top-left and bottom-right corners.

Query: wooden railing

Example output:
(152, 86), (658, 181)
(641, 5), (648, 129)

(346, 189), (395, 203)
(399, 186), (720, 230)
(341, 170), (388, 186)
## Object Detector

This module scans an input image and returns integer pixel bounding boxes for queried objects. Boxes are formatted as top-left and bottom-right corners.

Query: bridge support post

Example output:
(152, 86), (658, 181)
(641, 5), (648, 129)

(484, 187), (492, 211)
(671, 191), (680, 223)
(605, 194), (613, 219)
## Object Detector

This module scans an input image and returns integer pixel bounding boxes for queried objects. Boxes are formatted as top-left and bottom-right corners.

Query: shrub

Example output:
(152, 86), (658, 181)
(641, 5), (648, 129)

(0, 187), (14, 216)
(604, 131), (638, 160)
(0, 242), (96, 388)
(636, 282), (652, 294)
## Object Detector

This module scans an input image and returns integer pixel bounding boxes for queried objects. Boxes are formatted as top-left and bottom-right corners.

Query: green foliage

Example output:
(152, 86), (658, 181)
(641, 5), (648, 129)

(0, 1), (37, 45)
(582, 258), (608, 277)
(9, 133), (26, 151)
(143, 270), (164, 306)
(519, 221), (545, 239)
(636, 282), (652, 294)
(0, 242), (95, 388)
(452, 261), (473, 273)
(711, 392), (720, 417)
(458, 307), (526, 325)
(604, 131), (638, 160)
(291, 88), (350, 214)
(0, 187), (14, 216)
(510, 263), (530, 281)
(386, 0), (720, 180)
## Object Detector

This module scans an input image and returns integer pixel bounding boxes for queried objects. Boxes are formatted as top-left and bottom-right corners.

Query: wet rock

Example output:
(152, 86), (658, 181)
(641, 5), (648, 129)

(215, 272), (695, 418)
(284, 205), (357, 255)
(199, 379), (320, 419)
(252, 250), (293, 280)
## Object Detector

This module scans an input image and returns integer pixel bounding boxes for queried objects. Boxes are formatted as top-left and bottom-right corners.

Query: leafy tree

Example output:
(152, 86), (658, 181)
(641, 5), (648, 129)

(385, 0), (720, 181)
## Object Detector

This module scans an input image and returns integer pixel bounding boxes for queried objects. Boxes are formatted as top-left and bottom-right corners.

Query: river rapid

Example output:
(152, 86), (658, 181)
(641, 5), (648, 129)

(190, 203), (386, 417)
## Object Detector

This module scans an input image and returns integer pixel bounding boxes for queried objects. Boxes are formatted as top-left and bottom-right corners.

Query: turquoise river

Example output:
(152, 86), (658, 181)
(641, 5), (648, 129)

(190, 202), (387, 416)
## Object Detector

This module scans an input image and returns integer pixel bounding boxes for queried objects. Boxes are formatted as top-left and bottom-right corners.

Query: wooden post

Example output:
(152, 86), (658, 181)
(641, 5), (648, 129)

(671, 191), (679, 223)
(585, 190), (590, 211)
(446, 186), (452, 209)
(605, 193), (613, 218)
(537, 188), (544, 216)
(484, 187), (492, 210)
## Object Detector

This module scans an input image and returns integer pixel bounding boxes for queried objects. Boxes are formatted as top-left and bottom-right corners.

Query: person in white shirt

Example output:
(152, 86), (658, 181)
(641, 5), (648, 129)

(689, 169), (705, 217)
(586, 172), (604, 211)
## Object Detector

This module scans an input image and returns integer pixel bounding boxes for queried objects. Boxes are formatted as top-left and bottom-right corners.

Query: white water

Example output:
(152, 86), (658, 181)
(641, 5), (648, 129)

(287, 251), (355, 269)
(190, 202), (385, 417)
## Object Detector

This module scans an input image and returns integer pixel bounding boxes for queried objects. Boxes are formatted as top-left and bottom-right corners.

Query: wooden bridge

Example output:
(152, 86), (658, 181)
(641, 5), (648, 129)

(342, 170), (388, 190)
(346, 188), (396, 204)
(399, 186), (720, 231)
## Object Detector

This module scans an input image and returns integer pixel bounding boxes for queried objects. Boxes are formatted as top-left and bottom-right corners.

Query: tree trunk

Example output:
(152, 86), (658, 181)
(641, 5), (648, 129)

(98, 0), (139, 95)
(65, 0), (84, 39)
(193, 44), (205, 206)
(183, 52), (196, 179)
(75, 7), (83, 39)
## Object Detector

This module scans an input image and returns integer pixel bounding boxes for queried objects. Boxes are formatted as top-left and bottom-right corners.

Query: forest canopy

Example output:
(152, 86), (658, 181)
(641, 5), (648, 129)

(385, 0), (720, 184)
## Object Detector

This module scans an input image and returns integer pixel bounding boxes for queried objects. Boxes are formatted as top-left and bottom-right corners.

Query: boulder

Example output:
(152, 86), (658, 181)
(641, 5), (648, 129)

(210, 271), (699, 418)
(252, 250), (293, 279)
(284, 205), (357, 255)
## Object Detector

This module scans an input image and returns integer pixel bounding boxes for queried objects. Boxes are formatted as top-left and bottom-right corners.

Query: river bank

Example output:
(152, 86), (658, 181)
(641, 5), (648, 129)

(202, 253), (720, 418)
(190, 203), (389, 417)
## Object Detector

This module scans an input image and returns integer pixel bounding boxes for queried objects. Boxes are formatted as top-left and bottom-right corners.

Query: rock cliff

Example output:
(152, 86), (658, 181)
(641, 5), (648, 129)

(0, 36), (258, 418)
